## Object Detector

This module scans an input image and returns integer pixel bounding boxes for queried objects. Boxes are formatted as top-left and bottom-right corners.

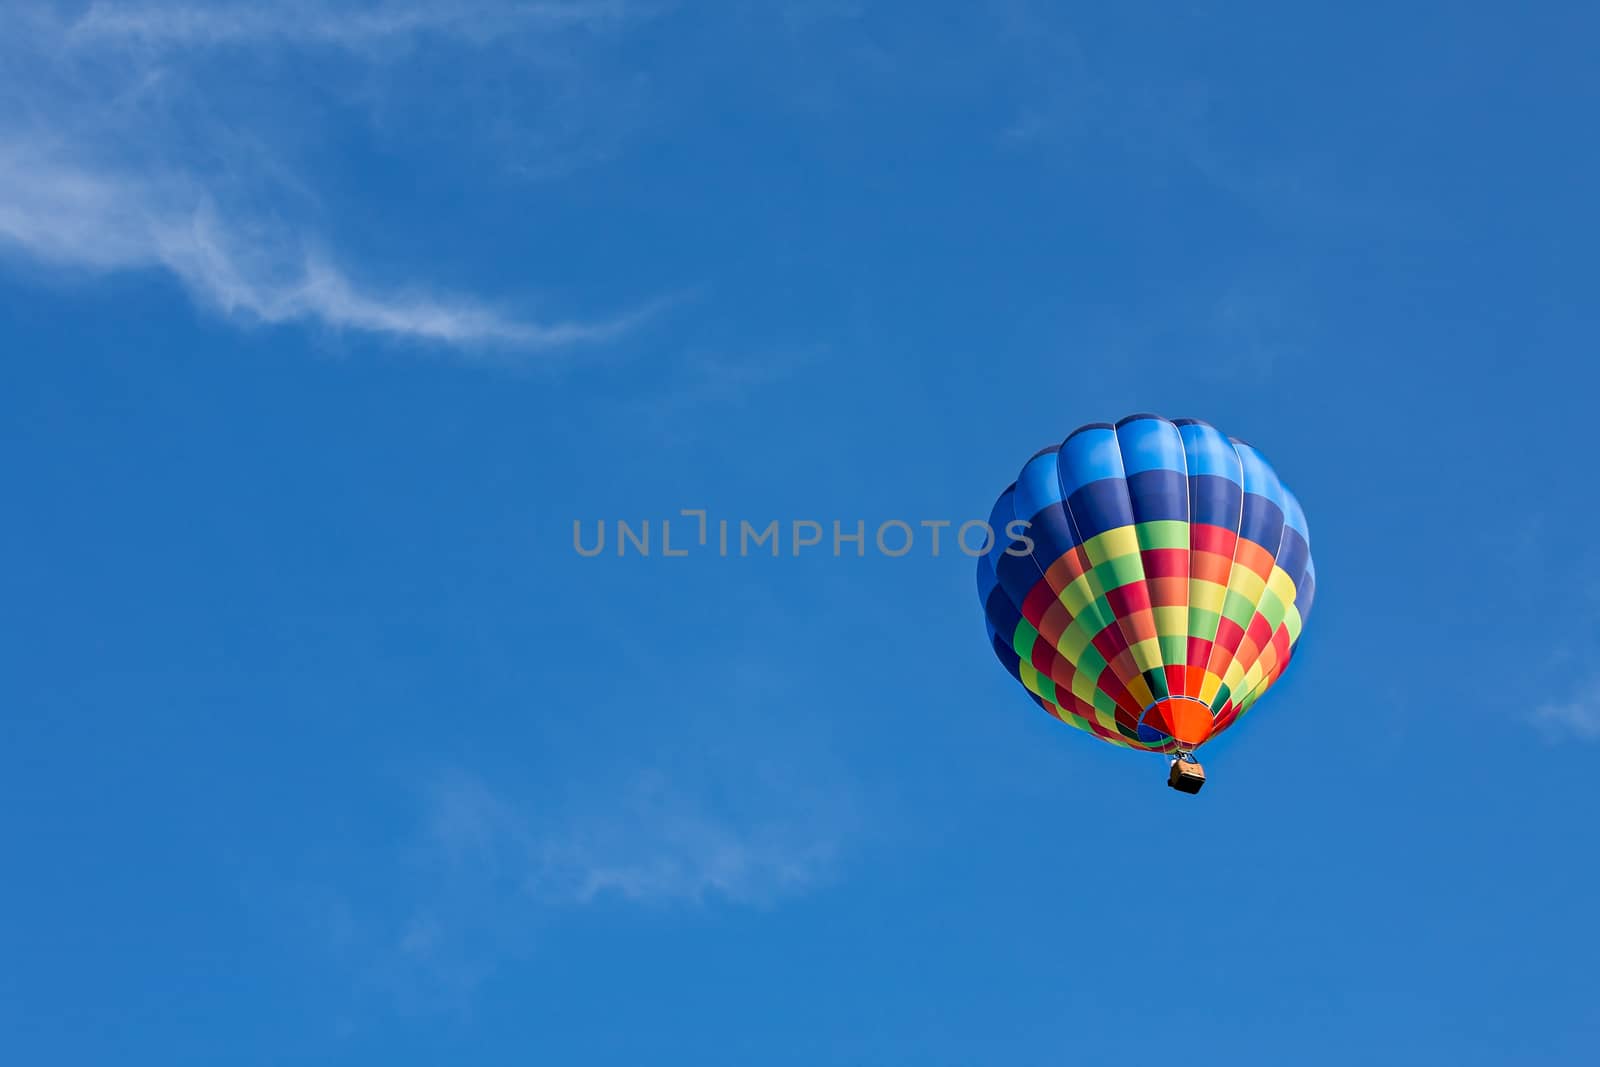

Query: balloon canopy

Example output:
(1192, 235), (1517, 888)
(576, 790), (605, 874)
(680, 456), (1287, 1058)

(977, 414), (1315, 754)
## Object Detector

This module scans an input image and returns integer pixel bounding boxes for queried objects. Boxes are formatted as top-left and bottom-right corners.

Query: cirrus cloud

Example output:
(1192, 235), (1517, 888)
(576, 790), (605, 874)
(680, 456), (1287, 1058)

(0, 1), (660, 348)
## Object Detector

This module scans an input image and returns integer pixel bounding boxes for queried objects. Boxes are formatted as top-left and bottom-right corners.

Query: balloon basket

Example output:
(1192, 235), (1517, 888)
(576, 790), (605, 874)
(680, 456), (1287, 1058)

(1167, 757), (1206, 794)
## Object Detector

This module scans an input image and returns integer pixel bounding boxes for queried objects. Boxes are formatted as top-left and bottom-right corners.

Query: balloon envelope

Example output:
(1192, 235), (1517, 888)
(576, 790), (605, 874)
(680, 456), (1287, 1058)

(977, 415), (1315, 753)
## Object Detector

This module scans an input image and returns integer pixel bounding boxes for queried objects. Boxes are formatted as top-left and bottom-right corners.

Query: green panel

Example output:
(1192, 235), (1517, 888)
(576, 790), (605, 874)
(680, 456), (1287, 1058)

(1159, 634), (1187, 666)
(1187, 606), (1221, 636)
(1098, 554), (1146, 589)
(1073, 596), (1116, 635)
(1011, 619), (1040, 661)
(1134, 519), (1189, 550)
(1221, 590), (1257, 629)
(1257, 589), (1287, 631)
(1073, 645), (1108, 680)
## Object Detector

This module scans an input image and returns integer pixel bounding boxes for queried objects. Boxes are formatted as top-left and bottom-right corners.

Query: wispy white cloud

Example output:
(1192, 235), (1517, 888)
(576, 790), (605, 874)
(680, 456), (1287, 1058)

(66, 0), (636, 52)
(310, 766), (845, 1016)
(0, 148), (655, 345)
(1530, 688), (1600, 742)
(422, 768), (842, 908)
(546, 777), (840, 906)
(0, 1), (657, 348)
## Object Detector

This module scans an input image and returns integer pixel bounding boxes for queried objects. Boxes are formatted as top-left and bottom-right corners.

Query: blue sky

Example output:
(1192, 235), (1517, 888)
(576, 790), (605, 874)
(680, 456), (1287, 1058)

(4, 2), (1599, 1064)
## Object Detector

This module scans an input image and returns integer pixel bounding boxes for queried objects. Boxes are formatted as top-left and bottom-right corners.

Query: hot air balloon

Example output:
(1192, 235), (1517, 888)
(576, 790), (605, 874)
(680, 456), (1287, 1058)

(976, 415), (1315, 793)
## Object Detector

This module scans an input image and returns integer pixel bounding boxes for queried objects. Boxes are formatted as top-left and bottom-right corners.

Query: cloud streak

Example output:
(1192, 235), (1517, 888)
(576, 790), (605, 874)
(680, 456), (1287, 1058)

(0, 2), (656, 348)
(1530, 688), (1600, 742)
(308, 766), (846, 1016)
(0, 150), (655, 345)
(66, 0), (636, 52)
(423, 769), (842, 908)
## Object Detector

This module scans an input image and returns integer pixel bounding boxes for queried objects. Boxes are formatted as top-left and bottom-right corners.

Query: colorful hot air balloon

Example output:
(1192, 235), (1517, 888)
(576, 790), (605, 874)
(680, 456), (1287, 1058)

(976, 415), (1315, 792)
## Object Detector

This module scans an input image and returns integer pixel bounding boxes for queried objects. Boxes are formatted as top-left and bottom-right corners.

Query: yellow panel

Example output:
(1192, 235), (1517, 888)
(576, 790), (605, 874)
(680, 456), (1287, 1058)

(1057, 619), (1095, 660)
(1226, 567), (1267, 604)
(1019, 661), (1041, 694)
(1223, 657), (1250, 694)
(1059, 574), (1098, 616)
(1284, 605), (1304, 642)
(1128, 636), (1164, 674)
(1236, 661), (1266, 697)
(1085, 525), (1141, 565)
(1190, 579), (1227, 615)
(1266, 567), (1296, 602)
(1124, 675), (1155, 708)
(1152, 605), (1187, 638)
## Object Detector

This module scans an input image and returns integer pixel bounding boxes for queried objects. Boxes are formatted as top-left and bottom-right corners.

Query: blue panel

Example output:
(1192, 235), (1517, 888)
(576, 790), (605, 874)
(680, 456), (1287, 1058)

(1276, 527), (1311, 589)
(1056, 425), (1126, 497)
(1014, 447), (1066, 511)
(1012, 447), (1080, 570)
(1066, 479), (1135, 541)
(1126, 469), (1188, 524)
(1295, 561), (1318, 623)
(976, 549), (999, 600)
(1021, 503), (1078, 572)
(1188, 474), (1243, 531)
(1116, 416), (1187, 475)
(982, 485), (1018, 572)
(995, 547), (1042, 607)
(1236, 444), (1290, 514)
(980, 484), (1037, 605)
(1238, 492), (1286, 553)
(1137, 721), (1170, 743)
(1176, 421), (1243, 482)
(985, 594), (1022, 645)
(980, 558), (1024, 635)
(990, 632), (1023, 681)
(1236, 445), (1288, 552)
(1281, 488), (1310, 542)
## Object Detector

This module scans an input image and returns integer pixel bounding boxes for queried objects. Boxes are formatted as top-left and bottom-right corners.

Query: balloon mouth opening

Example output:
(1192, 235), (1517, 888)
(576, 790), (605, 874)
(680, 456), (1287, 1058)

(1140, 697), (1215, 748)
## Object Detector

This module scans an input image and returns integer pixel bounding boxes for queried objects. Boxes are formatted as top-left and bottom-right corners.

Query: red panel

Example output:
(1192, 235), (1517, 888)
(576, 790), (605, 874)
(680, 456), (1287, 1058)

(1021, 580), (1057, 627)
(1140, 547), (1188, 579)
(1164, 664), (1188, 696)
(1090, 623), (1131, 663)
(1105, 582), (1152, 618)
(1212, 617), (1247, 657)
(1038, 598), (1072, 647)
(1189, 523), (1237, 556)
